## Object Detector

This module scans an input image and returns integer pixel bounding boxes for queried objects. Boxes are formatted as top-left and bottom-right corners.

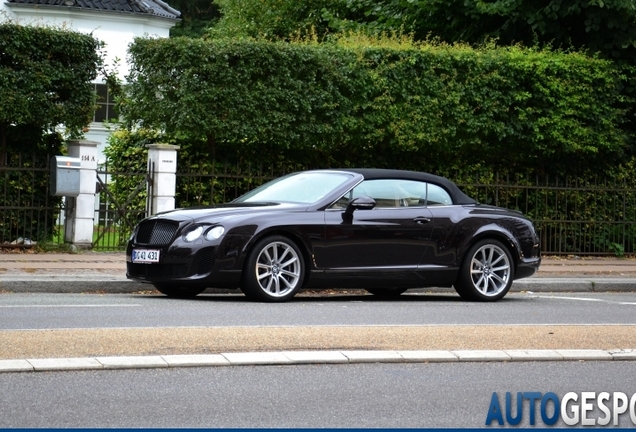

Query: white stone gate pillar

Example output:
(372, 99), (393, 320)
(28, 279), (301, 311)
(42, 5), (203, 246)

(146, 144), (179, 215)
(65, 140), (98, 248)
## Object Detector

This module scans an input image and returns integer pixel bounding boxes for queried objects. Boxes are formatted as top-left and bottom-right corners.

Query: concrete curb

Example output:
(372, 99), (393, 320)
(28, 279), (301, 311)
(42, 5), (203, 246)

(1, 349), (634, 374)
(0, 277), (150, 293)
(514, 278), (636, 293)
(0, 277), (634, 294)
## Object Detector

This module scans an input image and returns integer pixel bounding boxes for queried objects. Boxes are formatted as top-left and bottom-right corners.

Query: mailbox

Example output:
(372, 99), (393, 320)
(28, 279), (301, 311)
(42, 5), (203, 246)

(50, 156), (81, 197)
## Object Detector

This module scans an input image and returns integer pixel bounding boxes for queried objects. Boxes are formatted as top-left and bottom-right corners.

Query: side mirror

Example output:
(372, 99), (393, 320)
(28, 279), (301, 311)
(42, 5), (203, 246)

(344, 195), (376, 217)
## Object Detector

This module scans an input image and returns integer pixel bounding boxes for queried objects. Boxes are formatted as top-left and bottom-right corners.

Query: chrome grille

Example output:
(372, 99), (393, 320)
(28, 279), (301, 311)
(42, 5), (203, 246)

(136, 220), (178, 245)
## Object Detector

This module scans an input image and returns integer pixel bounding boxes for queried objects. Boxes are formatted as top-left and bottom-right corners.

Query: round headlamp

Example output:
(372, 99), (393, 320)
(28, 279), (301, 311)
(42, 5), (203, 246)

(183, 226), (203, 242)
(205, 226), (225, 241)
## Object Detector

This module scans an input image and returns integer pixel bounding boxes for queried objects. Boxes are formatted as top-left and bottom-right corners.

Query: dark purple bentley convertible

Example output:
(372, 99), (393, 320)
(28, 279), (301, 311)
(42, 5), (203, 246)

(127, 169), (541, 302)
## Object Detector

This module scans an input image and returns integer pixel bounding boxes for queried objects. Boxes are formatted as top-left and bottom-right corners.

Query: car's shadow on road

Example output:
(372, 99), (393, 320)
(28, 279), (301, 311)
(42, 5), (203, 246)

(294, 293), (467, 303)
(139, 291), (479, 303)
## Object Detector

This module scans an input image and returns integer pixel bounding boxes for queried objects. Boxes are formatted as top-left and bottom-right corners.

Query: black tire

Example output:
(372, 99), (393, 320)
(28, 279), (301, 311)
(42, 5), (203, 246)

(153, 284), (207, 298)
(241, 235), (305, 302)
(365, 287), (408, 297)
(454, 239), (514, 302)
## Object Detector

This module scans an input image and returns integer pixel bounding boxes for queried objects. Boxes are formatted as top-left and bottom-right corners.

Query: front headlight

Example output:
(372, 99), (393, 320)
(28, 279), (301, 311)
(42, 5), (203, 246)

(204, 226), (225, 241)
(183, 226), (203, 243)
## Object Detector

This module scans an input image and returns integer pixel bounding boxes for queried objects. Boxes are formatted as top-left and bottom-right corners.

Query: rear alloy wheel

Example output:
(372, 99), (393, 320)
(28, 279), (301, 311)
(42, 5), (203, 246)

(365, 287), (408, 297)
(454, 239), (514, 302)
(153, 284), (207, 298)
(241, 236), (305, 302)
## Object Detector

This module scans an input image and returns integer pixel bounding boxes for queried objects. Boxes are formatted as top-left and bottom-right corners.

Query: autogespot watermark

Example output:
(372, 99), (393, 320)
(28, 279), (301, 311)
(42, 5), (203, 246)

(486, 392), (636, 427)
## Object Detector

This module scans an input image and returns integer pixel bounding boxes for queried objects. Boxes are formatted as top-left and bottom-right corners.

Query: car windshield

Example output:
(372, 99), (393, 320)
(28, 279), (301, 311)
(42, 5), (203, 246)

(235, 172), (352, 204)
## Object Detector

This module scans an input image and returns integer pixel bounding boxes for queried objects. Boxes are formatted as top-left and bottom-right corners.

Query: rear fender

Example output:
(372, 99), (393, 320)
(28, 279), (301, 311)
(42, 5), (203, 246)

(460, 224), (521, 266)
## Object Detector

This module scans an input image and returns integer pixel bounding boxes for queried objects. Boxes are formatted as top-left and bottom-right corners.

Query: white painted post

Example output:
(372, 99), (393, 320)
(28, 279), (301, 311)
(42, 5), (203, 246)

(146, 144), (179, 215)
(65, 140), (98, 248)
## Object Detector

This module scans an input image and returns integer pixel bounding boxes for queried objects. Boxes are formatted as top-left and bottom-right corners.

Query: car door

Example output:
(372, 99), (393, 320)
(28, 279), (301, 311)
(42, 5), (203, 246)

(316, 179), (434, 270)
(417, 183), (462, 268)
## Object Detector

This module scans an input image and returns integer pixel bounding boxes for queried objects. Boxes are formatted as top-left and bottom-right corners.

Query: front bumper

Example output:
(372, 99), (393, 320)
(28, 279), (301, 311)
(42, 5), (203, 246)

(126, 246), (217, 282)
(515, 256), (541, 280)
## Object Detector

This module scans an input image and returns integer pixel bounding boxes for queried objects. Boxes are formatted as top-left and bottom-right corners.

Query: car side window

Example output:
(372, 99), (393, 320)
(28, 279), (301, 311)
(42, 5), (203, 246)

(351, 180), (428, 208)
(427, 183), (453, 206)
(330, 179), (454, 209)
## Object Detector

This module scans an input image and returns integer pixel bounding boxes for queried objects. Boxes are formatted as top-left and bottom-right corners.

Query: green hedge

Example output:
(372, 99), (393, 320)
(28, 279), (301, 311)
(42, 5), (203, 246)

(0, 23), (102, 151)
(120, 36), (631, 174)
(347, 42), (630, 173)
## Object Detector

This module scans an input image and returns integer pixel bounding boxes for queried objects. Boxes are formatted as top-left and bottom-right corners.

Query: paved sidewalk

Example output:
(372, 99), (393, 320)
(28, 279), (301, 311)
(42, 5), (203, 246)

(0, 251), (634, 293)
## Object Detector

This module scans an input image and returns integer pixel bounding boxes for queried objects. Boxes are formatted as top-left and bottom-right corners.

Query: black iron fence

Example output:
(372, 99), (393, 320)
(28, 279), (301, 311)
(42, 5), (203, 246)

(456, 172), (635, 256)
(0, 154), (64, 248)
(176, 162), (282, 207)
(2, 156), (635, 255)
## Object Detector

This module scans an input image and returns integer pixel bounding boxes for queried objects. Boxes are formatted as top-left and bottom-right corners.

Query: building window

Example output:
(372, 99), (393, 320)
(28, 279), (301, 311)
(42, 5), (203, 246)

(94, 84), (119, 123)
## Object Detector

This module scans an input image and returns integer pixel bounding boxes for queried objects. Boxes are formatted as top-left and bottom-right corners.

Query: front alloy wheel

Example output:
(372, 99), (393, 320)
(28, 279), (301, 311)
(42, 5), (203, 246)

(241, 236), (304, 302)
(454, 239), (514, 302)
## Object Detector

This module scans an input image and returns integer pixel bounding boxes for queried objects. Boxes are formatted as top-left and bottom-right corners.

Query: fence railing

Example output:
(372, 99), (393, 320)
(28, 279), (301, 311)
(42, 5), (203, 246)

(176, 162), (281, 206)
(2, 157), (635, 255)
(0, 154), (65, 248)
(456, 172), (635, 256)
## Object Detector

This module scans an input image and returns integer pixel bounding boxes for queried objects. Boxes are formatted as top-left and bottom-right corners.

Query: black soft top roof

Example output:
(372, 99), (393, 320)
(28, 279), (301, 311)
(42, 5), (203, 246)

(341, 168), (477, 205)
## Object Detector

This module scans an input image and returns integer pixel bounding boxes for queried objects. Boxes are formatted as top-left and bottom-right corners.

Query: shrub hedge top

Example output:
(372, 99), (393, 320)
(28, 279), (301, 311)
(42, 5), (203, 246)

(120, 36), (631, 174)
(0, 23), (103, 134)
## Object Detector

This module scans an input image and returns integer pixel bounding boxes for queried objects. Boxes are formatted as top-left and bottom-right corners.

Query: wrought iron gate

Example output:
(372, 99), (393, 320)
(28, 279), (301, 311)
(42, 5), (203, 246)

(92, 161), (153, 250)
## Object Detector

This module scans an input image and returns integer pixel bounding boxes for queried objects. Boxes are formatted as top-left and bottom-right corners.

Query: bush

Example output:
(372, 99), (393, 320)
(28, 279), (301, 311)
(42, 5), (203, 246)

(119, 36), (630, 175)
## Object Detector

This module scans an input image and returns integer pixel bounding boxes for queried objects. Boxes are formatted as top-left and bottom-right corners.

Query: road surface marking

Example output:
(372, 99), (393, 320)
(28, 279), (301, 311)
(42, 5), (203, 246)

(535, 295), (636, 305)
(0, 304), (142, 308)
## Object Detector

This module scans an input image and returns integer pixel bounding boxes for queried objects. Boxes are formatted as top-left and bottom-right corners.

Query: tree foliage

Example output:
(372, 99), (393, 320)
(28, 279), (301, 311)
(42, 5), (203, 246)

(325, 0), (636, 63)
(167, 0), (221, 38)
(207, 0), (344, 40)
(206, 0), (636, 63)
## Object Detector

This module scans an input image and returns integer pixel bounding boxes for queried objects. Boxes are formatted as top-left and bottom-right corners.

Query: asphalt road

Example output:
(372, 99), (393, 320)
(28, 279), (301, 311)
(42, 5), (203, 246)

(1, 361), (635, 428)
(1, 291), (635, 359)
(1, 291), (636, 329)
(2, 291), (636, 428)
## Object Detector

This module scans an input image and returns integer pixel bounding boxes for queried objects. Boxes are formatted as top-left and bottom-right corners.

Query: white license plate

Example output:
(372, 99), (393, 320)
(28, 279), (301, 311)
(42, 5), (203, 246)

(132, 249), (160, 264)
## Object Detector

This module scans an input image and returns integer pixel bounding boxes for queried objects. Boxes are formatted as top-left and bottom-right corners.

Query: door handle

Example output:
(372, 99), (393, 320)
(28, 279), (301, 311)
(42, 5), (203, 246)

(414, 217), (431, 224)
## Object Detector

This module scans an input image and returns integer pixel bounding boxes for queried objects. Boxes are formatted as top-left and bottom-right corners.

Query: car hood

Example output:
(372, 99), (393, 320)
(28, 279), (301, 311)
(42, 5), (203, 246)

(148, 202), (305, 223)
